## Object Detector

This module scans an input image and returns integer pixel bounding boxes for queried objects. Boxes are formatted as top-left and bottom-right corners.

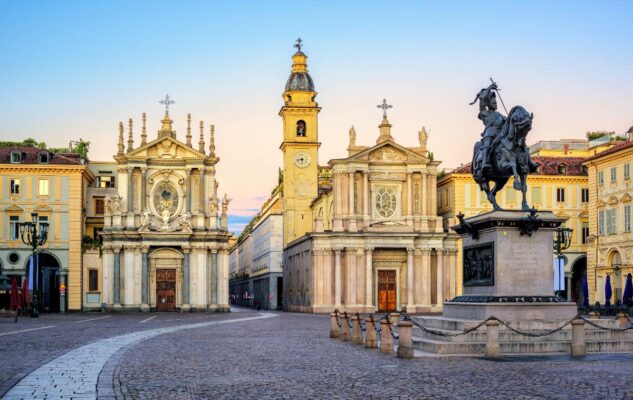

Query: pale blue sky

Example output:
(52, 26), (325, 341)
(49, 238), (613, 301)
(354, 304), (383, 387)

(2, 1), (632, 233)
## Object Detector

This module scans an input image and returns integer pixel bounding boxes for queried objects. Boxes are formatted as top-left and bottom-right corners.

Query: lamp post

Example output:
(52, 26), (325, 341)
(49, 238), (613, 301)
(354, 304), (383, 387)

(18, 212), (49, 318)
(553, 226), (573, 299)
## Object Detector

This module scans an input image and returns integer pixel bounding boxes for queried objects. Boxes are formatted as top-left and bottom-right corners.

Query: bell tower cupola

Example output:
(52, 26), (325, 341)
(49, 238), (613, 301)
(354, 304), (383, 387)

(280, 38), (321, 246)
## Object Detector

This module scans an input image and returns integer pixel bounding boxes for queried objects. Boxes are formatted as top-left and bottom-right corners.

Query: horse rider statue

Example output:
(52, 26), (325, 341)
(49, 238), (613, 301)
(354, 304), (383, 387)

(470, 81), (505, 175)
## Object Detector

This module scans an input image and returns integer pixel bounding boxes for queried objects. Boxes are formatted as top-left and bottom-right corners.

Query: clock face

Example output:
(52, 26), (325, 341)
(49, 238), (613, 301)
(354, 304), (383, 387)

(294, 152), (311, 168)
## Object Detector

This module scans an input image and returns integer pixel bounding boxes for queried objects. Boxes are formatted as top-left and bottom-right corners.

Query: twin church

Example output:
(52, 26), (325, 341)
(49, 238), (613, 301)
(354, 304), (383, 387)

(278, 43), (458, 313)
(95, 40), (458, 313)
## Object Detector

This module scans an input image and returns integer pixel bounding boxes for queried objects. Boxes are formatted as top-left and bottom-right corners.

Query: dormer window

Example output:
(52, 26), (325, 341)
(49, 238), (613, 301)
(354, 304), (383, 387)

(296, 120), (306, 137)
(557, 165), (567, 174)
(38, 151), (50, 164)
(10, 151), (22, 163)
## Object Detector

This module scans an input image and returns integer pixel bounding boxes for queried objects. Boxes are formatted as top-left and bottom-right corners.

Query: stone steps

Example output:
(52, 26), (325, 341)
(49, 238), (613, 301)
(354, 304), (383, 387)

(409, 316), (633, 355)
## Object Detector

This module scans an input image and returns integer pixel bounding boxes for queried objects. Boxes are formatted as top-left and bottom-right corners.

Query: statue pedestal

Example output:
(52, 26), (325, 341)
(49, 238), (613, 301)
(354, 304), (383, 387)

(444, 210), (577, 321)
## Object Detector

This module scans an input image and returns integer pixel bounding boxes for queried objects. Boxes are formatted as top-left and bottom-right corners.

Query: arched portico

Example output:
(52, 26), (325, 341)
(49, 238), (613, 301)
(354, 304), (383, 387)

(148, 248), (184, 311)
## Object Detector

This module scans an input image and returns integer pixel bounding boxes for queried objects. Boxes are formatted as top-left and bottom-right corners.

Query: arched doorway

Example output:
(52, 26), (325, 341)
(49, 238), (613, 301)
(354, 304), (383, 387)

(609, 250), (623, 301)
(570, 256), (587, 306)
(37, 252), (61, 313)
(148, 248), (183, 311)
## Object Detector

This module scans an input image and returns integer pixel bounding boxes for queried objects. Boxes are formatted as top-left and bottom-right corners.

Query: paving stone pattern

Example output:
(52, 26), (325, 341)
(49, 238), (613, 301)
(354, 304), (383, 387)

(116, 312), (633, 400)
(2, 313), (276, 399)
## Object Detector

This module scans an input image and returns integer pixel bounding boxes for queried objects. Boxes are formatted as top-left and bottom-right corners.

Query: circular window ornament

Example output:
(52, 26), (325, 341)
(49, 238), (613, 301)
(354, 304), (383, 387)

(375, 187), (397, 218)
(8, 252), (20, 264)
(152, 181), (180, 221)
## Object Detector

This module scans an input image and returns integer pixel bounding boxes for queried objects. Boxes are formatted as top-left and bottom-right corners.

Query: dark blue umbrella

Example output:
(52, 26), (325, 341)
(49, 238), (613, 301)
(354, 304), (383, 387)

(605, 274), (612, 308)
(582, 274), (590, 309)
(623, 273), (633, 306)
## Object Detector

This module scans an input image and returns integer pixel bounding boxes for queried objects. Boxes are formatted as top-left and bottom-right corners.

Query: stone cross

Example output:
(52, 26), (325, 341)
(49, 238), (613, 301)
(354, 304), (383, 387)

(159, 94), (175, 114)
(377, 98), (392, 119)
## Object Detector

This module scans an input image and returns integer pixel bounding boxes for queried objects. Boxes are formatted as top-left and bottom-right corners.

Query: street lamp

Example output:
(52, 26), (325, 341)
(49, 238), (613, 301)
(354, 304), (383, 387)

(553, 226), (573, 298)
(18, 212), (49, 317)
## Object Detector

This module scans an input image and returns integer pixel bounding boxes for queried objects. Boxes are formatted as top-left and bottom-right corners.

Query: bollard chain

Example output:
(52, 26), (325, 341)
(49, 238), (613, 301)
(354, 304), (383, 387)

(493, 317), (571, 338)
(579, 315), (633, 331)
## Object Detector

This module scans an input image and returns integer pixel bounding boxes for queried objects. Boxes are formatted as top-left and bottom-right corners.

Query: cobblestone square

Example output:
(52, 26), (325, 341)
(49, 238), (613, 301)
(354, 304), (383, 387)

(0, 309), (632, 399)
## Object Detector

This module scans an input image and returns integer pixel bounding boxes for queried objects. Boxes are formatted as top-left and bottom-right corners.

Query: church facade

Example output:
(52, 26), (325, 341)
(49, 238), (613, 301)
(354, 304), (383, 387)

(99, 104), (232, 312)
(279, 42), (459, 313)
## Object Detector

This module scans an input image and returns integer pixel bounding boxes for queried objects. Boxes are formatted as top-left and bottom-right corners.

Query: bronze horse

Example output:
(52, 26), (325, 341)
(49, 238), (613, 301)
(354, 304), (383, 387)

(472, 105), (539, 211)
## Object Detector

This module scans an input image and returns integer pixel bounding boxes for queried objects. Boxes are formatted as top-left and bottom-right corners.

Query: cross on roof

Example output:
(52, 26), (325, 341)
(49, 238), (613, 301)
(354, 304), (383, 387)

(294, 37), (303, 52)
(377, 98), (393, 119)
(159, 94), (175, 114)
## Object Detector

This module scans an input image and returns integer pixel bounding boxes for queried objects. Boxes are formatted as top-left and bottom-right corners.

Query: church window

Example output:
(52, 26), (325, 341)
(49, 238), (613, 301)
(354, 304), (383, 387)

(375, 187), (397, 218)
(296, 120), (306, 137)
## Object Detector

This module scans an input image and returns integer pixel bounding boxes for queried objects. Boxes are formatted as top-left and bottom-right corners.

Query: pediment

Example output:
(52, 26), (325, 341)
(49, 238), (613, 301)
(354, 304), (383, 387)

(621, 193), (632, 203)
(4, 204), (23, 212)
(597, 199), (607, 207)
(608, 196), (619, 205)
(33, 205), (53, 213)
(123, 137), (207, 161)
(343, 141), (428, 164)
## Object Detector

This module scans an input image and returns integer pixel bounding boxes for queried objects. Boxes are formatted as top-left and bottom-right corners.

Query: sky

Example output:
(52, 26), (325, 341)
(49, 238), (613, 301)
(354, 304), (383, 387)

(2, 1), (633, 234)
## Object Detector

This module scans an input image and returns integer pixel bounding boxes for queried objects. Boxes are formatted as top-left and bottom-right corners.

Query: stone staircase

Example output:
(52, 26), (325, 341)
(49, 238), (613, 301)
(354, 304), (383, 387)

(411, 316), (633, 355)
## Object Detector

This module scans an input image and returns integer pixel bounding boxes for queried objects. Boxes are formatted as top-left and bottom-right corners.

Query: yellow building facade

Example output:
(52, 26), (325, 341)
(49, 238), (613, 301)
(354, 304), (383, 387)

(0, 147), (93, 312)
(584, 140), (633, 304)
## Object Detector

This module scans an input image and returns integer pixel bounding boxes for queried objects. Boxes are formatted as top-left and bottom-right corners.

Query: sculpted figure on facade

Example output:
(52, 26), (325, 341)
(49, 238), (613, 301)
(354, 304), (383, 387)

(418, 127), (428, 151)
(139, 209), (152, 230)
(349, 126), (356, 147)
(179, 212), (193, 230)
(105, 194), (123, 215)
(222, 194), (231, 215)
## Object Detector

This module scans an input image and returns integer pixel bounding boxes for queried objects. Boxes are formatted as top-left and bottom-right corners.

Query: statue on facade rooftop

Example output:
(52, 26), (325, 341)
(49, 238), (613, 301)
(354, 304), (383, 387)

(470, 79), (539, 211)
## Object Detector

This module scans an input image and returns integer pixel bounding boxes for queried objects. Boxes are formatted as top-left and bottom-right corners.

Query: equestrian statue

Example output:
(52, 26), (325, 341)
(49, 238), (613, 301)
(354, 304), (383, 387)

(470, 79), (539, 211)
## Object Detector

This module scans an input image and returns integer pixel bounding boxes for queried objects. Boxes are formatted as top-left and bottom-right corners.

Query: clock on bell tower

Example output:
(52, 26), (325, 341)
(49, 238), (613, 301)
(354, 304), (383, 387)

(280, 38), (320, 247)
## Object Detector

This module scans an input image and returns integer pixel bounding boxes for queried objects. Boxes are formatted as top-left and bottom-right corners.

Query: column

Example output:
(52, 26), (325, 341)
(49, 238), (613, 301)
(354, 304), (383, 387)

(348, 248), (357, 305)
(333, 174), (343, 230)
(436, 249), (444, 305)
(414, 249), (422, 305)
(449, 249), (457, 300)
(113, 246), (121, 305)
(348, 172), (357, 231)
(421, 173), (428, 216)
(407, 247), (414, 310)
(334, 248), (342, 307)
(211, 249), (218, 305)
(200, 169), (206, 214)
(183, 247), (190, 307)
(141, 246), (149, 307)
(365, 247), (373, 307)
(406, 173), (413, 223)
(140, 167), (147, 211)
(126, 167), (133, 212)
(363, 173), (369, 214)
(185, 168), (192, 213)
(422, 249), (431, 306)
(206, 248), (212, 305)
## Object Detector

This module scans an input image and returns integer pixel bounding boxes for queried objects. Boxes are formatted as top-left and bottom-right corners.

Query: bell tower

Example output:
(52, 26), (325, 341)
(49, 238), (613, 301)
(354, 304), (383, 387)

(280, 38), (320, 246)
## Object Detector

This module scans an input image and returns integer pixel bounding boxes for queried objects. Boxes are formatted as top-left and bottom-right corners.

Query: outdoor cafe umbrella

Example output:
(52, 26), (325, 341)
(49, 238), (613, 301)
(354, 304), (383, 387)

(605, 274), (612, 308)
(623, 273), (633, 307)
(582, 274), (590, 309)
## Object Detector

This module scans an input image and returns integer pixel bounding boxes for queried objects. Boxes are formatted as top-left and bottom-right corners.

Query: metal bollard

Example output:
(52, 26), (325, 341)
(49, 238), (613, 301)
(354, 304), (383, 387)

(341, 313), (351, 341)
(380, 319), (393, 353)
(397, 320), (414, 359)
(485, 319), (501, 357)
(365, 316), (377, 348)
(330, 312), (340, 338)
(389, 312), (401, 325)
(570, 317), (586, 357)
(351, 315), (363, 344)
(617, 312), (628, 329)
